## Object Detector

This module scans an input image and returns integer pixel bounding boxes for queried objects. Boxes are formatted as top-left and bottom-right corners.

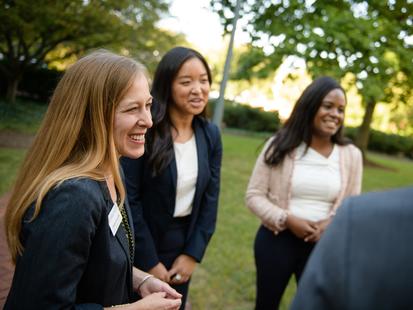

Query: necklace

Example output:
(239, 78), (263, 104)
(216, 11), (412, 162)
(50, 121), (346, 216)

(118, 198), (134, 264)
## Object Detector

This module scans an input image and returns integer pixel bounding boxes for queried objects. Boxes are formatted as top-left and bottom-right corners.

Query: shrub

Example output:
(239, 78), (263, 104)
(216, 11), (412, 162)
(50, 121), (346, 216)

(345, 127), (413, 158)
(0, 62), (62, 103)
(208, 99), (281, 133)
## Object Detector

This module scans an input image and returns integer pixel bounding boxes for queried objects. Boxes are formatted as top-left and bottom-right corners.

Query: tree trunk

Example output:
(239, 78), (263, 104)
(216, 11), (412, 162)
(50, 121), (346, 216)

(355, 99), (376, 155)
(6, 77), (19, 103)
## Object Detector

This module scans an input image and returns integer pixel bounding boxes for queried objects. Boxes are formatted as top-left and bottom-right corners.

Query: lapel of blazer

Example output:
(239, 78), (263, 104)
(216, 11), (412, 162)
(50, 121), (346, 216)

(193, 119), (209, 208)
(167, 119), (209, 217)
(167, 152), (178, 216)
(169, 152), (178, 193)
(115, 220), (130, 263)
(99, 181), (132, 272)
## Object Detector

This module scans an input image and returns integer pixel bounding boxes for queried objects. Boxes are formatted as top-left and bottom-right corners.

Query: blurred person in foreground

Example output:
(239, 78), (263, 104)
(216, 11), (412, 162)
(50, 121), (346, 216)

(5, 51), (181, 309)
(121, 46), (222, 309)
(246, 76), (363, 309)
(291, 186), (413, 310)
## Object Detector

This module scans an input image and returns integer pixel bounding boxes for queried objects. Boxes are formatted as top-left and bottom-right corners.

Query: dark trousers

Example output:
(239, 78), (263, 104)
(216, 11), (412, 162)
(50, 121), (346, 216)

(158, 216), (191, 310)
(254, 226), (315, 310)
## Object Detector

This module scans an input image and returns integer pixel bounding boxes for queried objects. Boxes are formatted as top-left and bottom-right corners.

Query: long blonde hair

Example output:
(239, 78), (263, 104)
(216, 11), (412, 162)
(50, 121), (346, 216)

(5, 50), (147, 263)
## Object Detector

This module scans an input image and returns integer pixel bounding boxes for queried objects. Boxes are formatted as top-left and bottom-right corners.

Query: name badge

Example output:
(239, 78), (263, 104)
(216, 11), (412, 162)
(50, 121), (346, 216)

(108, 203), (122, 236)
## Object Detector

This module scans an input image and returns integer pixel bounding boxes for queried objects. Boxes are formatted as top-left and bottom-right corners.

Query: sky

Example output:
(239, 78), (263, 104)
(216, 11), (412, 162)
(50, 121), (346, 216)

(157, 0), (250, 53)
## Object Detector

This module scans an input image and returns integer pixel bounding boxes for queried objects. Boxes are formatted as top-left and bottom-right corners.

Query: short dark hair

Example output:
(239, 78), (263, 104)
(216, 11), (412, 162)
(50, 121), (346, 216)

(265, 76), (349, 166)
(148, 46), (212, 175)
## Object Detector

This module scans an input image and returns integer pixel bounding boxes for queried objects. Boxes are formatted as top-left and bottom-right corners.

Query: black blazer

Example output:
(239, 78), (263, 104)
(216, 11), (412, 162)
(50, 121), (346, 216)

(121, 117), (222, 271)
(5, 178), (135, 309)
(291, 187), (413, 310)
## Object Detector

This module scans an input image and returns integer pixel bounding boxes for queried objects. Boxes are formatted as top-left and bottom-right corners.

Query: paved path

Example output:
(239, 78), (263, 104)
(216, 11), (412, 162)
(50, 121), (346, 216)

(0, 130), (28, 307)
(0, 193), (13, 308)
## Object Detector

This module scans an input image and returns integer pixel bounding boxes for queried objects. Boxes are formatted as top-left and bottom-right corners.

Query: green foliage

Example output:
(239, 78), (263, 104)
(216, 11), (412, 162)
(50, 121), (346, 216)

(0, 0), (184, 100)
(0, 64), (62, 101)
(209, 98), (281, 132)
(345, 127), (413, 158)
(0, 99), (47, 133)
(224, 103), (280, 132)
(211, 0), (413, 152)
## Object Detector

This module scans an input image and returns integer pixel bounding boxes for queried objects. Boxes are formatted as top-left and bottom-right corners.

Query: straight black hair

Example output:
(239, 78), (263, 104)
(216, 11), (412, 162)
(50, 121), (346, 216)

(147, 46), (212, 175)
(265, 76), (349, 166)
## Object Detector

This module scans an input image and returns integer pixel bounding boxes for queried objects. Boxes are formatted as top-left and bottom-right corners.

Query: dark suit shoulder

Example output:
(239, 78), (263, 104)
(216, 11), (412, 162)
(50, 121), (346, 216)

(204, 118), (221, 137)
(344, 186), (413, 214)
(25, 178), (105, 227)
(49, 177), (104, 204)
(194, 117), (222, 149)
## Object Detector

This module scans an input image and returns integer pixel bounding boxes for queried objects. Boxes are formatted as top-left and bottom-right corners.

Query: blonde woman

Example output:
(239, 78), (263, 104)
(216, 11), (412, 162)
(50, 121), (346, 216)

(4, 51), (182, 309)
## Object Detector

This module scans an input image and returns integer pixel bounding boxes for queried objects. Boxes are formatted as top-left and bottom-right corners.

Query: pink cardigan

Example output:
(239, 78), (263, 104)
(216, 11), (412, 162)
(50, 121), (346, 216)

(245, 138), (363, 231)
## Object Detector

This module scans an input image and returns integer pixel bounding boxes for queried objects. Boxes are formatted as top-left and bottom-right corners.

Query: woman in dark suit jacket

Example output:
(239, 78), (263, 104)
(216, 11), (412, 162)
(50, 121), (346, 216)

(121, 46), (222, 309)
(5, 51), (181, 310)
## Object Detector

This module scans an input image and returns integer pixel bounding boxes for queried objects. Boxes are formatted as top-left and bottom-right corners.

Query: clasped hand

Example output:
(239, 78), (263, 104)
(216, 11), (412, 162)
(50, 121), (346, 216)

(148, 254), (197, 285)
(285, 214), (332, 242)
(109, 267), (182, 310)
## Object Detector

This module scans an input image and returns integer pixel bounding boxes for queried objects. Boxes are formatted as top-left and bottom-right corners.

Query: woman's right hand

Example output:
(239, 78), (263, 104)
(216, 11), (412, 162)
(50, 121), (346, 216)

(107, 292), (181, 310)
(286, 214), (317, 241)
(148, 262), (170, 282)
(134, 292), (181, 310)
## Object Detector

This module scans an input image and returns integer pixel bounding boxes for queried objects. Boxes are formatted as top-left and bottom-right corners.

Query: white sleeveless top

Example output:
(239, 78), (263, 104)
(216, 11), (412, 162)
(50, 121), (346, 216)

(289, 143), (341, 222)
(173, 135), (198, 217)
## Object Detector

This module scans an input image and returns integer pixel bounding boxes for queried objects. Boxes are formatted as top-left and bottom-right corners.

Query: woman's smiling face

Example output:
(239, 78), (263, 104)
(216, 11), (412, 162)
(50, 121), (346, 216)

(170, 57), (210, 117)
(312, 88), (346, 139)
(113, 73), (153, 159)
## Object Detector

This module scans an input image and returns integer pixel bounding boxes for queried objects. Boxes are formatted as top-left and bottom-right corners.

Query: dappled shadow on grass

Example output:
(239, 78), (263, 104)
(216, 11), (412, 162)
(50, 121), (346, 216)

(364, 157), (398, 172)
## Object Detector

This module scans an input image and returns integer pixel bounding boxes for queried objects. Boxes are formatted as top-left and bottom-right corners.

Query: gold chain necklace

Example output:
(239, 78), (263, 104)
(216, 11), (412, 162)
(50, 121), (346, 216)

(118, 199), (134, 264)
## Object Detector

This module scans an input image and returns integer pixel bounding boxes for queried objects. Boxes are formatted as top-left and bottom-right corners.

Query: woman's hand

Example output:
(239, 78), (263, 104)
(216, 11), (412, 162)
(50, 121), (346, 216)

(305, 218), (332, 242)
(133, 267), (181, 299)
(286, 214), (318, 240)
(105, 292), (181, 310)
(138, 276), (182, 300)
(135, 292), (181, 310)
(148, 262), (170, 282)
(167, 254), (197, 285)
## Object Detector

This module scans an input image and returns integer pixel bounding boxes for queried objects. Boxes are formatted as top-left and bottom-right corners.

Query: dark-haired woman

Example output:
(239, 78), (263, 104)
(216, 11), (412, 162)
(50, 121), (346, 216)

(246, 76), (363, 309)
(121, 46), (222, 309)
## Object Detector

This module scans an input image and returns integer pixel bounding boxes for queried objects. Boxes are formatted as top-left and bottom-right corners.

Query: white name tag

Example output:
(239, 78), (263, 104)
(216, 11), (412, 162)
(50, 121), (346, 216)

(108, 203), (122, 236)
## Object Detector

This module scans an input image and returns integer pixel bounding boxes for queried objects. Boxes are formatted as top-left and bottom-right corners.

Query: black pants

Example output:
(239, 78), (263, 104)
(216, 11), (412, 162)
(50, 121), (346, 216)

(254, 226), (315, 310)
(158, 216), (191, 310)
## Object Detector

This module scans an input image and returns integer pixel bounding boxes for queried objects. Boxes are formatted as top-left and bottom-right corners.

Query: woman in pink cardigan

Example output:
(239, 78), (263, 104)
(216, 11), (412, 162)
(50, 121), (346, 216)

(246, 76), (363, 309)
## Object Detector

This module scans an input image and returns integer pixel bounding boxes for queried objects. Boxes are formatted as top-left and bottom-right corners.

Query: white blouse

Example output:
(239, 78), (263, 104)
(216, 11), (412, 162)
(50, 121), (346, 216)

(289, 143), (341, 222)
(173, 135), (198, 217)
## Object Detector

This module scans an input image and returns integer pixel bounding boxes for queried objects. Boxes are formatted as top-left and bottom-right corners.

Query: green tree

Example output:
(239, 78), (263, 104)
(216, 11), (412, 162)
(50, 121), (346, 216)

(211, 0), (413, 153)
(0, 0), (182, 102)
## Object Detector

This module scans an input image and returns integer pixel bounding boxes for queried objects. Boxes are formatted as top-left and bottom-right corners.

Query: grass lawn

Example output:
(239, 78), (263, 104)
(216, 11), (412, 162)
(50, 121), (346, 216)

(0, 131), (412, 309)
(0, 148), (27, 195)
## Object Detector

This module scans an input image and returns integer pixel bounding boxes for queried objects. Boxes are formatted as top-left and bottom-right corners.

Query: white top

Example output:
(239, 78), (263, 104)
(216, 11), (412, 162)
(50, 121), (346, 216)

(173, 134), (198, 217)
(289, 143), (341, 222)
